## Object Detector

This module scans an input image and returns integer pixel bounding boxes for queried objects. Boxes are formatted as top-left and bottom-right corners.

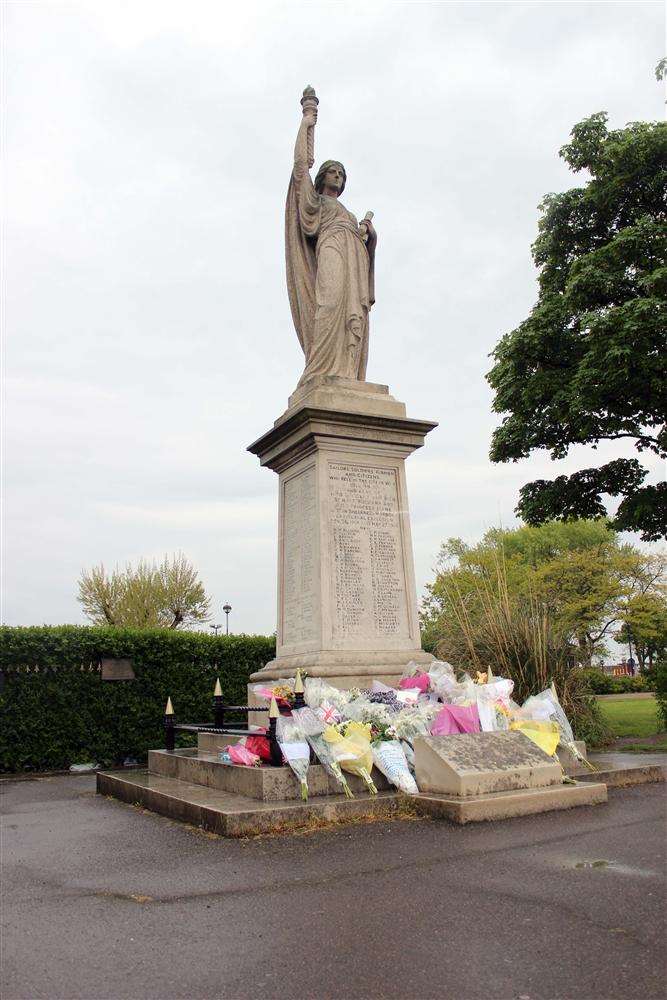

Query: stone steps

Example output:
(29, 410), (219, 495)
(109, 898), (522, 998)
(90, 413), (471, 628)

(97, 770), (402, 837)
(98, 767), (608, 835)
(148, 748), (391, 801)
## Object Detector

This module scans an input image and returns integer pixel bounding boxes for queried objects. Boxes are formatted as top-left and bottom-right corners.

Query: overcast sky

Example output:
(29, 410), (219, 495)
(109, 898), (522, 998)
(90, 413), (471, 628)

(3, 0), (665, 637)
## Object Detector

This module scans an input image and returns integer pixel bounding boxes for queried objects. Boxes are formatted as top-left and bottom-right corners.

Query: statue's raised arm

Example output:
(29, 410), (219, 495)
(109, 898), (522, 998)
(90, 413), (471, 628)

(286, 86), (376, 390)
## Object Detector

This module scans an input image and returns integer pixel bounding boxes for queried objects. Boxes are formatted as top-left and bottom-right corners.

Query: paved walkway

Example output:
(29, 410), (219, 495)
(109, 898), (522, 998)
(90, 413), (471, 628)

(2, 775), (665, 1000)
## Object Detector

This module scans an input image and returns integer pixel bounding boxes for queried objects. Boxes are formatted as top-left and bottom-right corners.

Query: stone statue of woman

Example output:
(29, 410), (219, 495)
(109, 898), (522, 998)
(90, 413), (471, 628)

(286, 87), (377, 389)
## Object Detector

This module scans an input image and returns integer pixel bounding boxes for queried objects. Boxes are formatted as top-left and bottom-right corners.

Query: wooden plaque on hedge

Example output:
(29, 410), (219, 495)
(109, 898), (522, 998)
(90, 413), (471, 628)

(101, 657), (135, 681)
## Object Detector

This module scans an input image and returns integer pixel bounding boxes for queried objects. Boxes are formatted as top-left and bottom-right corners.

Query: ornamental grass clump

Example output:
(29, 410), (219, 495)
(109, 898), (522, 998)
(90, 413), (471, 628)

(434, 553), (610, 745)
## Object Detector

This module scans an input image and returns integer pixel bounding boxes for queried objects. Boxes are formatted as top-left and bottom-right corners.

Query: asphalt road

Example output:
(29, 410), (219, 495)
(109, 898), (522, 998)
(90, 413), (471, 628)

(2, 775), (665, 1000)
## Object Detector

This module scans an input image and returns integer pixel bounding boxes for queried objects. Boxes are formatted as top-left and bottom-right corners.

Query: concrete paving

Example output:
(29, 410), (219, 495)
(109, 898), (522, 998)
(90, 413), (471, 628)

(2, 774), (665, 1000)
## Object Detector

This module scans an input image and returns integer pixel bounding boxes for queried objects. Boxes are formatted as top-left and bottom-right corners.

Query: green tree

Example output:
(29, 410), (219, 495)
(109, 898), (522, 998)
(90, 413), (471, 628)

(615, 590), (667, 669)
(77, 553), (211, 629)
(487, 112), (667, 541)
(421, 520), (665, 667)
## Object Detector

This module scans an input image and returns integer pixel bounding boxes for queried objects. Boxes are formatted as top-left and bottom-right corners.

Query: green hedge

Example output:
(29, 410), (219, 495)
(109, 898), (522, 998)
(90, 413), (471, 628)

(579, 667), (654, 695)
(0, 626), (275, 772)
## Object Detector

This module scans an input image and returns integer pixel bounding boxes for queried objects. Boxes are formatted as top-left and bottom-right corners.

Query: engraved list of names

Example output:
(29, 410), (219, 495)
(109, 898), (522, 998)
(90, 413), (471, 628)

(281, 466), (318, 646)
(328, 463), (410, 641)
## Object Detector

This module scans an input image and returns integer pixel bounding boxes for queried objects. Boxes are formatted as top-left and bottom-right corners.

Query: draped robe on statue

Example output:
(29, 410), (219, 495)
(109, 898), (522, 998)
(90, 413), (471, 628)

(286, 157), (375, 388)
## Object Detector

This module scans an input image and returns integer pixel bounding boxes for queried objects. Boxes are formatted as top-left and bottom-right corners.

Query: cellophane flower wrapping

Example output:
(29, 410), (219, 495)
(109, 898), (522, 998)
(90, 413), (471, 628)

(510, 720), (560, 757)
(323, 722), (377, 794)
(276, 715), (310, 799)
(520, 686), (597, 771)
(221, 744), (261, 767)
(371, 739), (418, 795)
(427, 661), (459, 701)
(243, 730), (272, 762)
(291, 707), (353, 797)
(304, 677), (352, 713)
(476, 678), (514, 732)
(431, 703), (481, 735)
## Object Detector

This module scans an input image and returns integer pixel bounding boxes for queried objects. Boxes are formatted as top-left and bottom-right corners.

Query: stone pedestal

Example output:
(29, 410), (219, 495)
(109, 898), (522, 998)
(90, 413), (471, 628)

(247, 377), (437, 688)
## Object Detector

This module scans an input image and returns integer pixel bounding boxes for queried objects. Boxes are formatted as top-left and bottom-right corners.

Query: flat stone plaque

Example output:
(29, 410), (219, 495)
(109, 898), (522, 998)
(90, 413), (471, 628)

(101, 657), (135, 681)
(414, 732), (562, 796)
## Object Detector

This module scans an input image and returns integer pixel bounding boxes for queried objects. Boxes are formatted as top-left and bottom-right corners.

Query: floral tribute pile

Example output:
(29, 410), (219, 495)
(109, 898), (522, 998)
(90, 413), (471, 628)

(218, 662), (593, 800)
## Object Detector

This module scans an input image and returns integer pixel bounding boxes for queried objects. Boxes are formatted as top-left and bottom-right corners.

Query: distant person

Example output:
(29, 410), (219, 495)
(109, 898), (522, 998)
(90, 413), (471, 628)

(627, 656), (636, 676)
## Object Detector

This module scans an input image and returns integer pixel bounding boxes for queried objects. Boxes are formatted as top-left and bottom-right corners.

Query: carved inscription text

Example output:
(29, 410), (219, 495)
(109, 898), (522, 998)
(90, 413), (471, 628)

(282, 465), (318, 646)
(328, 462), (409, 640)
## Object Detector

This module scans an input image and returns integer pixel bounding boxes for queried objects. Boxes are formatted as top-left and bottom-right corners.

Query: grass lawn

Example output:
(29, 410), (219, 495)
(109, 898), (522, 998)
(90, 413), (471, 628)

(597, 695), (667, 751)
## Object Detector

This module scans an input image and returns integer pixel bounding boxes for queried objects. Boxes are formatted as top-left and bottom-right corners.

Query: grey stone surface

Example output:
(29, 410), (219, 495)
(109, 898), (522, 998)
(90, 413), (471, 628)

(415, 731), (562, 796)
(417, 781), (607, 823)
(3, 774), (665, 999)
(148, 748), (390, 801)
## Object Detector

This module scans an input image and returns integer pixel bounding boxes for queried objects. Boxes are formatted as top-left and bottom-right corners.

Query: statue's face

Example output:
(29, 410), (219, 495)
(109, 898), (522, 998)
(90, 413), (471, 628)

(324, 164), (344, 193)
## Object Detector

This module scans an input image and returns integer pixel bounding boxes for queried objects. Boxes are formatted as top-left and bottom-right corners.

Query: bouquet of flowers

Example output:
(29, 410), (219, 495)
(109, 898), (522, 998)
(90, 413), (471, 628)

(251, 681), (295, 710)
(242, 729), (272, 763)
(323, 721), (377, 795)
(343, 697), (393, 729)
(291, 706), (354, 798)
(370, 723), (418, 795)
(364, 688), (402, 713)
(392, 703), (439, 744)
(304, 677), (353, 713)
(520, 684), (597, 772)
(276, 714), (311, 799)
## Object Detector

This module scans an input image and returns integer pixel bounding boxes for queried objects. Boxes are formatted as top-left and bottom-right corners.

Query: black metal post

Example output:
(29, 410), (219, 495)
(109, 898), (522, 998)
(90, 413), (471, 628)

(165, 712), (175, 752)
(213, 695), (225, 729)
(267, 714), (282, 767)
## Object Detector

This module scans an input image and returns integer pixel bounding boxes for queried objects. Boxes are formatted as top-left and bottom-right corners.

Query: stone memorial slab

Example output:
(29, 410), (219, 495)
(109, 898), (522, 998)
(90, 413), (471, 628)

(414, 732), (562, 797)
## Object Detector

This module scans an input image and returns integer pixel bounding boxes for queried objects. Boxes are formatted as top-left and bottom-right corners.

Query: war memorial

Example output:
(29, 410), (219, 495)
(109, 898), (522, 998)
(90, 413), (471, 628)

(98, 88), (609, 834)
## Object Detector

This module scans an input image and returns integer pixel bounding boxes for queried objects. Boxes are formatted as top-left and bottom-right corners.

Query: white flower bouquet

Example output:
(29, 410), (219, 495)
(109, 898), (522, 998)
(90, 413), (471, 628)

(276, 714), (311, 800)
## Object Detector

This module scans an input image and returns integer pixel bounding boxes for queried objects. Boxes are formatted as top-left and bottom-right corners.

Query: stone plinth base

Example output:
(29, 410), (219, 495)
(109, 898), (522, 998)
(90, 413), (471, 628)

(247, 382), (437, 695)
(249, 648), (434, 689)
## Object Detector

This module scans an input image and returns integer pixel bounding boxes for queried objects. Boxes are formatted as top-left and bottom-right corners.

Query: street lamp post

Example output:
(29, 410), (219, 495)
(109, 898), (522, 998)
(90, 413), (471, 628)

(210, 624), (222, 638)
(223, 604), (232, 635)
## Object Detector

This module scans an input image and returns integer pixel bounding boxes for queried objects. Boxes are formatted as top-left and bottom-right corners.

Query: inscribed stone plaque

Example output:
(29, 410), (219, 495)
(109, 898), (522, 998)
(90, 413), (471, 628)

(328, 462), (409, 641)
(281, 465), (318, 645)
(414, 732), (562, 796)
(101, 658), (135, 681)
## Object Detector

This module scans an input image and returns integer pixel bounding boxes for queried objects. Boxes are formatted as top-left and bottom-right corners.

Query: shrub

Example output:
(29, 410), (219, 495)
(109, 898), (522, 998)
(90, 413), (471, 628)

(656, 657), (667, 731)
(0, 626), (275, 772)
(433, 555), (611, 743)
(579, 668), (648, 695)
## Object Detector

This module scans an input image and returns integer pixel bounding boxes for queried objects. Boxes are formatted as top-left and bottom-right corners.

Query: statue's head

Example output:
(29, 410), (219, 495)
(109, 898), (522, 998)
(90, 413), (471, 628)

(315, 160), (346, 196)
